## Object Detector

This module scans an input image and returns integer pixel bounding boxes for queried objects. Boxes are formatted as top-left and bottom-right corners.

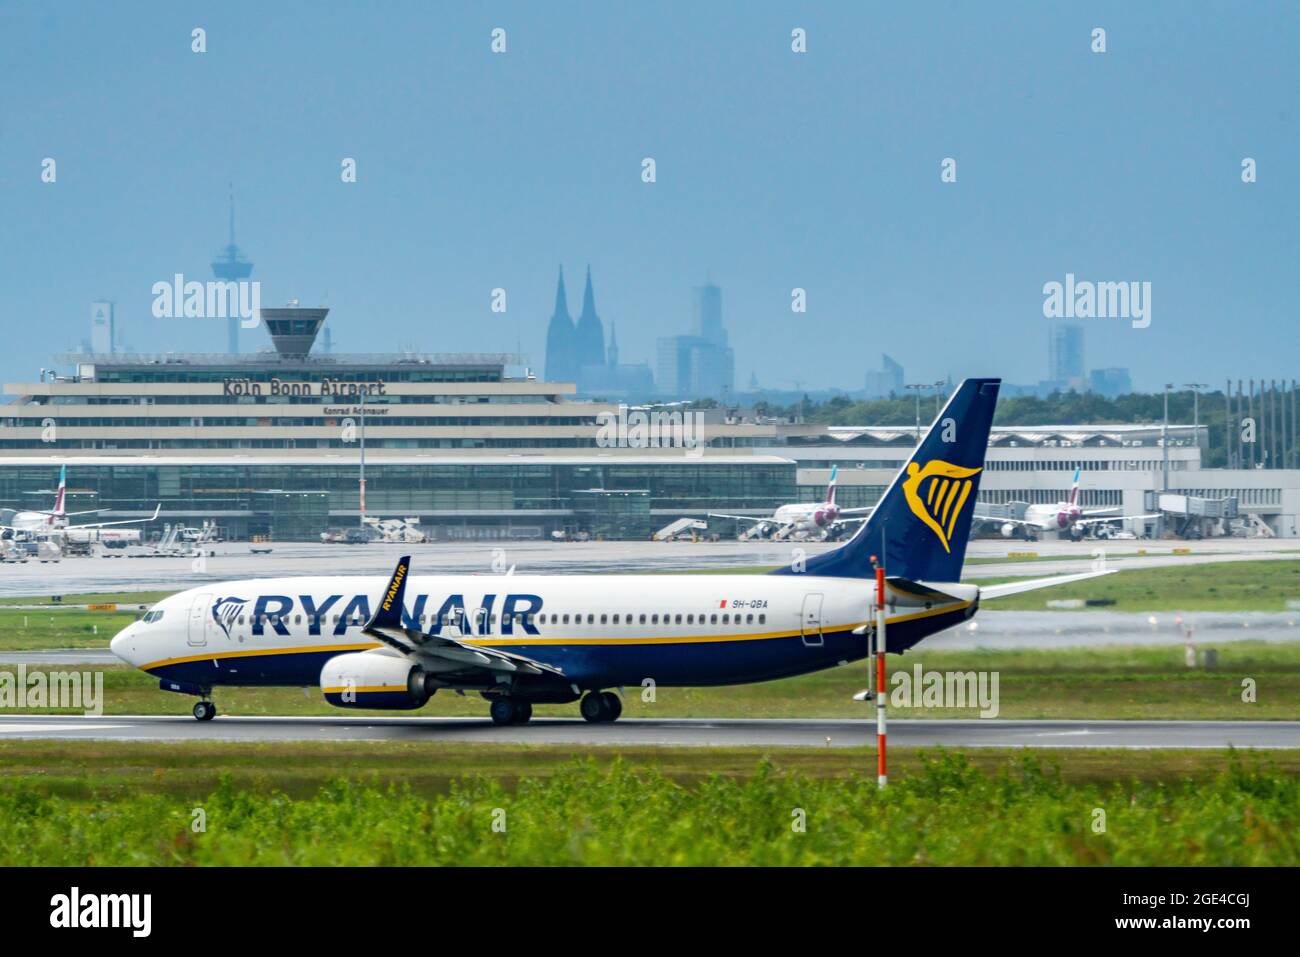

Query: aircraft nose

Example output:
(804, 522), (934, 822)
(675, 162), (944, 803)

(110, 624), (136, 665)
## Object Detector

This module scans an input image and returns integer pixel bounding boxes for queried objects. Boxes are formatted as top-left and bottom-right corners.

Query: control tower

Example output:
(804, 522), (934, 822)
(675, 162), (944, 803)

(210, 187), (254, 353)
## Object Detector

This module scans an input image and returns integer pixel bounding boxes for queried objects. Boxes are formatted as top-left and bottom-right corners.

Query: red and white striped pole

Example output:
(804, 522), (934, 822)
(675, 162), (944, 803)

(875, 561), (887, 788)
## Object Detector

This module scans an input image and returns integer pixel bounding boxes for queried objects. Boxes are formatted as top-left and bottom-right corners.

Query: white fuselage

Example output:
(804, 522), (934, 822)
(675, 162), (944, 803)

(6, 511), (59, 532)
(772, 500), (839, 531)
(111, 573), (978, 692)
(1018, 501), (1081, 532)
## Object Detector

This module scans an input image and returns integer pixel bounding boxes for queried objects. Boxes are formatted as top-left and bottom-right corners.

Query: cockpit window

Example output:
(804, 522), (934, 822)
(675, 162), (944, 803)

(142, 610), (165, 624)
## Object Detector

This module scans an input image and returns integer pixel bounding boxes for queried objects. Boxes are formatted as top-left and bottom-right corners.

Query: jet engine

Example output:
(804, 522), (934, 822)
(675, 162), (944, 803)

(1000, 523), (1018, 538)
(320, 651), (431, 710)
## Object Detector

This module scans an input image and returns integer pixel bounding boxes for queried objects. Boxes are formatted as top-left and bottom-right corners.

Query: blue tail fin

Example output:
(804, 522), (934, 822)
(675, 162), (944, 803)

(367, 555), (411, 631)
(772, 377), (1000, 582)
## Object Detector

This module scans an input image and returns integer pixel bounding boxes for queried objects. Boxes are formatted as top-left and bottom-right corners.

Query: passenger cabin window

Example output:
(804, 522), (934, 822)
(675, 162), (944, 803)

(759, 614), (766, 624)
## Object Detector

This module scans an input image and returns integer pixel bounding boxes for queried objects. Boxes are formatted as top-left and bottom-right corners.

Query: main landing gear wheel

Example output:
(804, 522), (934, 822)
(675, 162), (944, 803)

(192, 700), (217, 721)
(601, 691), (622, 721)
(580, 691), (623, 723)
(489, 698), (533, 725)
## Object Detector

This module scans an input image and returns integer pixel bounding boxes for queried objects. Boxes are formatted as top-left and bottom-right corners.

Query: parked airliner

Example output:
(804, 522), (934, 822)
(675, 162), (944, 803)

(975, 468), (1157, 540)
(111, 378), (1113, 724)
(0, 465), (159, 541)
(708, 465), (873, 540)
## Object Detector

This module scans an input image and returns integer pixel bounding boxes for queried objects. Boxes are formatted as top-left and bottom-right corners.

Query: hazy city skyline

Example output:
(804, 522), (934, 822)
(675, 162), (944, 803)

(2, 2), (1296, 394)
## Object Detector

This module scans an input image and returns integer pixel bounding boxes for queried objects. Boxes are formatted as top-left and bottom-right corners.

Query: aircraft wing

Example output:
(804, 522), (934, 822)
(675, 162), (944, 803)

(1074, 514), (1159, 526)
(836, 506), (875, 517)
(363, 556), (565, 678)
(978, 568), (1117, 600)
(707, 512), (769, 524)
(65, 504), (161, 529)
(974, 514), (1035, 527)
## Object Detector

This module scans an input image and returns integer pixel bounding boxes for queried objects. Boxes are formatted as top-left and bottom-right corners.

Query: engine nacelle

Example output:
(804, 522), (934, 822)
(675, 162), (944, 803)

(1000, 523), (1018, 538)
(320, 651), (430, 710)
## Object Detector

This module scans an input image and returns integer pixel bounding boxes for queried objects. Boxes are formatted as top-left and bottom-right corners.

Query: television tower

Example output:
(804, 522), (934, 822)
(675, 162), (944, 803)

(210, 185), (254, 353)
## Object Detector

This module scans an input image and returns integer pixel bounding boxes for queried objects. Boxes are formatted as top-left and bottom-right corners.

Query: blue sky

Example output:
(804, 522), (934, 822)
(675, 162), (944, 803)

(1, 1), (1296, 393)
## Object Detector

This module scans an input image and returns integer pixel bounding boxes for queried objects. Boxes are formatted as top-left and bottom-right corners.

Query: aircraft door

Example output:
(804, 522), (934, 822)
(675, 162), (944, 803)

(188, 592), (212, 646)
(801, 593), (824, 647)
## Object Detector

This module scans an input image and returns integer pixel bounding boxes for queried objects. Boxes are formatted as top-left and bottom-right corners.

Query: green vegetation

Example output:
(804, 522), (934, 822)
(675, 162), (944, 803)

(0, 591), (169, 607)
(0, 607), (139, 650)
(9, 740), (1299, 795)
(3, 640), (1296, 720)
(981, 558), (1300, 611)
(0, 745), (1293, 865)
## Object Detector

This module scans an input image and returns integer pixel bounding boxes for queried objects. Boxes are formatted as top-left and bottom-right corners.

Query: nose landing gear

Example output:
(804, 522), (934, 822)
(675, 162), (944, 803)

(192, 700), (217, 721)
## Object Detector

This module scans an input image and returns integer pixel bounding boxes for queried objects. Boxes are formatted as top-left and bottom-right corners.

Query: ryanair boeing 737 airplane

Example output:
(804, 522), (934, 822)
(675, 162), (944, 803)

(111, 378), (1114, 724)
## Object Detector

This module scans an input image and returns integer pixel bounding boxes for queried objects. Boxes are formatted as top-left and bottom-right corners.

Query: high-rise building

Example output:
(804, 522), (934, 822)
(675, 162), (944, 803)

(1089, 367), (1133, 398)
(210, 188), (254, 354)
(692, 281), (725, 345)
(656, 280), (735, 400)
(863, 353), (903, 398)
(90, 301), (115, 354)
(1048, 321), (1085, 388)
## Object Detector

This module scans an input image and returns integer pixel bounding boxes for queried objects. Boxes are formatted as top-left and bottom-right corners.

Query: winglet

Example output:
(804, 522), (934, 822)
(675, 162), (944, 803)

(367, 555), (411, 631)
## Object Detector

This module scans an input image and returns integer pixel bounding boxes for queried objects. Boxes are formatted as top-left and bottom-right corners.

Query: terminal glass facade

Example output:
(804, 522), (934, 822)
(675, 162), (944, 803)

(0, 461), (794, 541)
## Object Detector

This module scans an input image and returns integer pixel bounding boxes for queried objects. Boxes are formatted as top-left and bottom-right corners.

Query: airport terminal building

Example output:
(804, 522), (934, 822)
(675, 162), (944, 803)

(0, 310), (793, 540)
(2, 310), (1297, 539)
(778, 425), (1299, 538)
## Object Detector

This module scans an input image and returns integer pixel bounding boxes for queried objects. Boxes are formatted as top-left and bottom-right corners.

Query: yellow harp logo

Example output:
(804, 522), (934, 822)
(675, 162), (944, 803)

(902, 460), (983, 553)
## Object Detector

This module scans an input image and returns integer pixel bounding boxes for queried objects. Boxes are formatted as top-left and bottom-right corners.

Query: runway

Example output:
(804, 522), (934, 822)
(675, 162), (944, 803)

(0, 714), (1295, 748)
